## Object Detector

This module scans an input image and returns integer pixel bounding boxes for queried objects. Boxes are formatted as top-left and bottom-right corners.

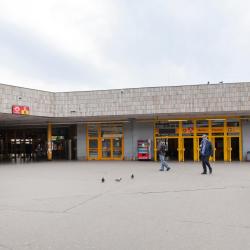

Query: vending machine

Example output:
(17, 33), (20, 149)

(137, 139), (152, 160)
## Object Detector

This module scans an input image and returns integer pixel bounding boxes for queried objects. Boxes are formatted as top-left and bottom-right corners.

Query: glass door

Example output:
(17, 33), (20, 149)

(183, 138), (194, 161)
(112, 138), (122, 159)
(214, 137), (224, 161)
(102, 139), (111, 159)
(89, 139), (98, 160)
(87, 125), (99, 160)
(231, 137), (240, 161)
(87, 124), (124, 160)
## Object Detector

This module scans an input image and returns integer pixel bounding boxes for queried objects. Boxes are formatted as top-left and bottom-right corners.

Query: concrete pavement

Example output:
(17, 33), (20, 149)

(0, 161), (250, 250)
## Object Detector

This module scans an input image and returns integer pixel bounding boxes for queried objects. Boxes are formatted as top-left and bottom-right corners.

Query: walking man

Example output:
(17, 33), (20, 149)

(158, 141), (170, 171)
(200, 134), (213, 174)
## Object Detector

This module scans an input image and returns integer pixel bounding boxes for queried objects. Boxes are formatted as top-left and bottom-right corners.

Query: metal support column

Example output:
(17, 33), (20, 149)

(47, 123), (52, 161)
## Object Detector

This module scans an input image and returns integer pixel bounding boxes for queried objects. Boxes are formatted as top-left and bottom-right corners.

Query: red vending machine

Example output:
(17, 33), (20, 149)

(137, 139), (152, 160)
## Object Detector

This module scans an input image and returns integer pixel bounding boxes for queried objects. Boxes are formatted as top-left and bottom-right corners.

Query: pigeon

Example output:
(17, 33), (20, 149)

(115, 178), (122, 182)
(131, 174), (134, 179)
(101, 177), (105, 183)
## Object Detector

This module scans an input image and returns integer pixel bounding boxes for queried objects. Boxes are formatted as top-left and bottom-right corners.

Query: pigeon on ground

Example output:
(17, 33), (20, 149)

(101, 177), (105, 183)
(131, 174), (134, 179)
(115, 178), (122, 182)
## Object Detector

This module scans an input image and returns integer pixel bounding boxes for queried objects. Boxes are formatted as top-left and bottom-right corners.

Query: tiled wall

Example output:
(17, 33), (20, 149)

(0, 84), (55, 117)
(1, 82), (250, 117)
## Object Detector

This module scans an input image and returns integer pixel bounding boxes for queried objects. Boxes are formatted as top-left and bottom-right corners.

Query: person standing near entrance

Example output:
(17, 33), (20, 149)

(158, 141), (170, 171)
(200, 134), (213, 174)
(35, 143), (43, 161)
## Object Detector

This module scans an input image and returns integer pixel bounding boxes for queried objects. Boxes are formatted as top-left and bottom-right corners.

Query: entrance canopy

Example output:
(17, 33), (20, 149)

(1, 111), (250, 127)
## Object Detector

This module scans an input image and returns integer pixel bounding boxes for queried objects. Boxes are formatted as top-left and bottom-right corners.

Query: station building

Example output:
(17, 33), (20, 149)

(0, 82), (250, 162)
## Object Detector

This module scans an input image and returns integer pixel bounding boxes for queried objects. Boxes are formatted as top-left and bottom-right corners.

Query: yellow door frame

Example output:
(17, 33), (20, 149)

(86, 124), (124, 160)
(154, 117), (242, 162)
(154, 122), (157, 161)
(112, 137), (124, 160)
(154, 136), (179, 161)
(178, 121), (184, 162)
(47, 123), (52, 161)
(97, 126), (102, 160)
(182, 136), (195, 161)
(211, 136), (225, 161)
(87, 138), (99, 160)
(227, 137), (232, 162)
(193, 120), (198, 161)
(101, 138), (112, 160)
(239, 120), (243, 161)
(223, 120), (228, 161)
(86, 125), (99, 160)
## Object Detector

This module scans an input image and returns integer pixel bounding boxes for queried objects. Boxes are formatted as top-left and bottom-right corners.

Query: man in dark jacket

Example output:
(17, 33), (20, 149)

(200, 134), (213, 174)
(158, 141), (170, 171)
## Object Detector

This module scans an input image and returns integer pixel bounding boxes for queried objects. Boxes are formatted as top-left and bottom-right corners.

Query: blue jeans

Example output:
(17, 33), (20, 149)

(159, 154), (169, 170)
(200, 155), (212, 173)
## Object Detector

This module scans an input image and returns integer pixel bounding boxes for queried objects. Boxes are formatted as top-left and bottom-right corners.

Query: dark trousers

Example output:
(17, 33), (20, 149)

(201, 155), (212, 173)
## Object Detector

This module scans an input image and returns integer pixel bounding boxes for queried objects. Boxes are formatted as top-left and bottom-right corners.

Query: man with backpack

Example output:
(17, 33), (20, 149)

(200, 134), (213, 174)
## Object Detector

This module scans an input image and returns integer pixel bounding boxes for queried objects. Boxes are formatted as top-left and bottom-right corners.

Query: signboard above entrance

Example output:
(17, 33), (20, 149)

(174, 127), (240, 135)
(12, 105), (30, 115)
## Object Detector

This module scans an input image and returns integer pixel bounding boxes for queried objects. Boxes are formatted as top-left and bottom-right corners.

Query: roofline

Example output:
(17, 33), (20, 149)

(0, 81), (249, 94)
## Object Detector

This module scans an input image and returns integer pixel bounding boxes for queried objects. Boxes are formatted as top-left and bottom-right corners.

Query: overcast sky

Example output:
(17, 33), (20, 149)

(0, 0), (250, 92)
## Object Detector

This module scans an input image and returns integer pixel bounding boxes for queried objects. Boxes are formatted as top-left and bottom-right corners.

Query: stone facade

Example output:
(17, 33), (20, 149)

(0, 84), (55, 117)
(1, 82), (250, 118)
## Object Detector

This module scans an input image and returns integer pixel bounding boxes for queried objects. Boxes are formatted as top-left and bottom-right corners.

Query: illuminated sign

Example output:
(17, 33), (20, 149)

(12, 105), (30, 115)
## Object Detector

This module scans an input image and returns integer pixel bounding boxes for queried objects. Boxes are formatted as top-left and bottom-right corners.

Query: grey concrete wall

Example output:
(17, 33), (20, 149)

(54, 82), (250, 118)
(124, 121), (154, 160)
(1, 82), (250, 118)
(77, 124), (87, 160)
(242, 120), (250, 160)
(124, 120), (134, 160)
(0, 84), (55, 117)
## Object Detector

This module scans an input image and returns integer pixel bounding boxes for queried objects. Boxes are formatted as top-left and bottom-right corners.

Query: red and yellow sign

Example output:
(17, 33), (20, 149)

(175, 127), (239, 134)
(176, 127), (195, 134)
(182, 127), (194, 134)
(12, 105), (30, 115)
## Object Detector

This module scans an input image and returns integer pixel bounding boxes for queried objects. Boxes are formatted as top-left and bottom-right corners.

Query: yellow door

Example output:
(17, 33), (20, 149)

(178, 137), (184, 162)
(88, 139), (98, 160)
(183, 138), (194, 161)
(194, 137), (200, 161)
(211, 137), (216, 161)
(212, 137), (224, 161)
(227, 137), (232, 162)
